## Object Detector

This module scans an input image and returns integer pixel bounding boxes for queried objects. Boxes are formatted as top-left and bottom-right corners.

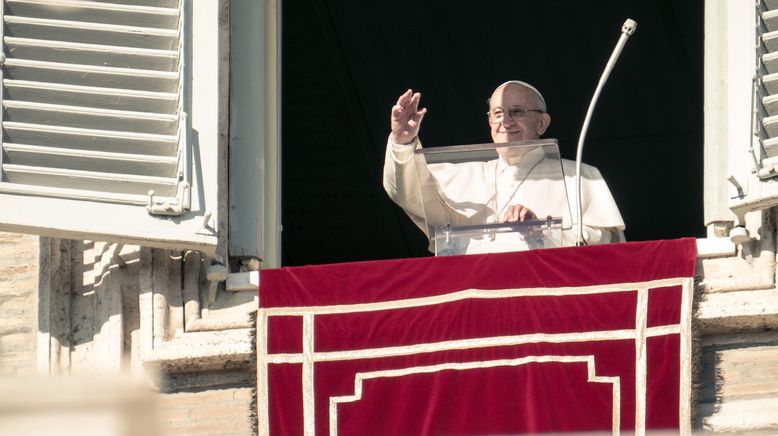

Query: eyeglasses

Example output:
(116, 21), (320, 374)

(488, 107), (544, 124)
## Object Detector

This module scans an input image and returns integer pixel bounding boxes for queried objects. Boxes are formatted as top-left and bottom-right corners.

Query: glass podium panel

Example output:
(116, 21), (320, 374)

(433, 217), (563, 256)
(413, 139), (572, 256)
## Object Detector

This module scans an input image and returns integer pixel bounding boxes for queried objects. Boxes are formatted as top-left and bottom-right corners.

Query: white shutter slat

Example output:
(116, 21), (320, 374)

(4, 80), (178, 113)
(762, 51), (778, 75)
(92, 0), (179, 8)
(88, 0), (178, 8)
(763, 114), (778, 138)
(4, 16), (178, 50)
(764, 9), (778, 33)
(764, 137), (778, 156)
(6, 0), (179, 30)
(4, 59), (179, 92)
(3, 164), (177, 196)
(4, 101), (178, 135)
(3, 122), (177, 156)
(763, 93), (778, 117)
(4, 37), (179, 71)
(0, 182), (167, 205)
(3, 143), (177, 178)
(762, 30), (778, 53)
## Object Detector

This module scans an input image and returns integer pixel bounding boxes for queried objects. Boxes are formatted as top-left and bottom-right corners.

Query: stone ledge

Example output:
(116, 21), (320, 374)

(698, 397), (778, 433)
(143, 328), (254, 373)
(696, 288), (778, 333)
(225, 271), (259, 292)
(696, 237), (736, 258)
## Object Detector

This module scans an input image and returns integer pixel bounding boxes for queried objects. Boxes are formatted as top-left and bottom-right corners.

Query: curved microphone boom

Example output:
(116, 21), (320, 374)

(574, 19), (637, 246)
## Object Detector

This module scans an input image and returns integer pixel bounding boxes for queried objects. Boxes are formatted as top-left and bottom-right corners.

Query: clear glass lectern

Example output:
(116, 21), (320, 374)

(412, 139), (572, 256)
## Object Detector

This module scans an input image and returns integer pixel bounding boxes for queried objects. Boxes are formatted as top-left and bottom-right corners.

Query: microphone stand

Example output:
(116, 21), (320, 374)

(575, 19), (637, 246)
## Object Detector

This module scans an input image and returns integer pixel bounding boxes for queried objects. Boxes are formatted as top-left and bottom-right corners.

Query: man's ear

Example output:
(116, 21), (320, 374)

(537, 113), (551, 136)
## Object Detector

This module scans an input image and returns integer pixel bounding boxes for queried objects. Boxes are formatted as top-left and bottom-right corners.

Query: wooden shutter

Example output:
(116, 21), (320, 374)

(0, 0), (189, 210)
(0, 0), (222, 252)
(727, 0), (778, 218)
(759, 0), (778, 168)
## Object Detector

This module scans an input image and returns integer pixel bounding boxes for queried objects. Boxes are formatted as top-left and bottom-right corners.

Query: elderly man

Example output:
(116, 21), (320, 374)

(383, 80), (625, 250)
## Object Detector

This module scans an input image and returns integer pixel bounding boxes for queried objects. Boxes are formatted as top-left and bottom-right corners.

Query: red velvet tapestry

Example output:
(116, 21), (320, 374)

(257, 238), (697, 435)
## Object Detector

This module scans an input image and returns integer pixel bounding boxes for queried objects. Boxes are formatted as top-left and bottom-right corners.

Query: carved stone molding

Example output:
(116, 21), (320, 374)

(38, 239), (256, 376)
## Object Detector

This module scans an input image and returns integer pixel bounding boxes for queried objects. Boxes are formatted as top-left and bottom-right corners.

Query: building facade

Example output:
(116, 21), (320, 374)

(1, 0), (778, 435)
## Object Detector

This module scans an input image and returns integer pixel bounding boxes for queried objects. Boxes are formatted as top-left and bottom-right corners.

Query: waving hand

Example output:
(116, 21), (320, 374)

(390, 89), (427, 145)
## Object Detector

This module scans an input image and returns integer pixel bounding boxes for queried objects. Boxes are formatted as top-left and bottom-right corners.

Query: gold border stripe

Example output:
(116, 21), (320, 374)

(263, 277), (687, 316)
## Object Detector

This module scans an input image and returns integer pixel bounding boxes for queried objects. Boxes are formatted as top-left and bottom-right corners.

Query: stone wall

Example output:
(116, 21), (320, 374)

(0, 233), (257, 435)
(694, 210), (778, 432)
(697, 331), (778, 433)
(0, 232), (38, 376)
(157, 370), (255, 435)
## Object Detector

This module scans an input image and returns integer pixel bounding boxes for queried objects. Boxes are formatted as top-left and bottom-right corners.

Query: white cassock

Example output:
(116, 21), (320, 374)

(383, 137), (626, 253)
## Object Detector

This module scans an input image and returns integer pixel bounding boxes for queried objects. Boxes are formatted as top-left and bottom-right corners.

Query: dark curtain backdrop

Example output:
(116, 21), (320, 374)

(281, 0), (704, 266)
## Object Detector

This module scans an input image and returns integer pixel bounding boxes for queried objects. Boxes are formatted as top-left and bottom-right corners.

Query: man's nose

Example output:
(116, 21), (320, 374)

(501, 114), (516, 126)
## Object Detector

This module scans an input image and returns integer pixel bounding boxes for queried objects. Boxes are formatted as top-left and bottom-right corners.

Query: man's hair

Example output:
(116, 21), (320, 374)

(487, 80), (547, 112)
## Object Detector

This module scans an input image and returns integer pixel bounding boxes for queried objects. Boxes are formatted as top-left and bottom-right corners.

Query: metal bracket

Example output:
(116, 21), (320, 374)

(147, 111), (192, 217)
(205, 262), (228, 307)
(195, 210), (216, 236)
(146, 183), (191, 216)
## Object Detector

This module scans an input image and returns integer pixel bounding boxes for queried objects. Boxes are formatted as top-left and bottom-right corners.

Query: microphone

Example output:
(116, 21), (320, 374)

(574, 19), (637, 246)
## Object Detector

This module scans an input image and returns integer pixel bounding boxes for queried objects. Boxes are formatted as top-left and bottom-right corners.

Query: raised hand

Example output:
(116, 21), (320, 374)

(390, 89), (427, 145)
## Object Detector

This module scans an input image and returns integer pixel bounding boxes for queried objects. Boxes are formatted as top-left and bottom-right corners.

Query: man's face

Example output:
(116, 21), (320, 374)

(488, 84), (551, 144)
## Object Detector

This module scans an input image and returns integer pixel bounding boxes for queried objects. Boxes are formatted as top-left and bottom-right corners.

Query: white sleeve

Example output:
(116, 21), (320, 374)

(382, 136), (433, 236)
